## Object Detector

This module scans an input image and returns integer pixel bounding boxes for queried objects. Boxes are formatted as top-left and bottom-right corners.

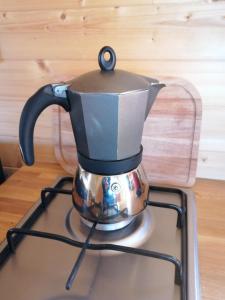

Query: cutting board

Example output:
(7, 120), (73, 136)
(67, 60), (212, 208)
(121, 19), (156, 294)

(53, 77), (201, 187)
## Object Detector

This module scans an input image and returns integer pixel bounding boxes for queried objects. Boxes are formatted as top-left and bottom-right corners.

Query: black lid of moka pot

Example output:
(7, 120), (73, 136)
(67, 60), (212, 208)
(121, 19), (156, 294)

(69, 46), (158, 94)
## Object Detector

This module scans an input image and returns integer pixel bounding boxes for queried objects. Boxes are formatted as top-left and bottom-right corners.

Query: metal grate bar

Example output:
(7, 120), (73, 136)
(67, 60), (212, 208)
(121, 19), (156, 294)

(65, 222), (97, 290)
(6, 227), (182, 286)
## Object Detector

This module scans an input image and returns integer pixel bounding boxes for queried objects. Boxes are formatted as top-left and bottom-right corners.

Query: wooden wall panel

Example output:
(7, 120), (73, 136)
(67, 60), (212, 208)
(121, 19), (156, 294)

(0, 0), (205, 11)
(0, 29), (224, 60)
(0, 0), (225, 180)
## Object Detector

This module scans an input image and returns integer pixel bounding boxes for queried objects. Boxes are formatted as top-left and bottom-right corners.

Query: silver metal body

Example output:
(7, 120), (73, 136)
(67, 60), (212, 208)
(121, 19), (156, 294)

(72, 164), (149, 224)
(68, 88), (158, 160)
(64, 50), (165, 161)
(0, 179), (200, 300)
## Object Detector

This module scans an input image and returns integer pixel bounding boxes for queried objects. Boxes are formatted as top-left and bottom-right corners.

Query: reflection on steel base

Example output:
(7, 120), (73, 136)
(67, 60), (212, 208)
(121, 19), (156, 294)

(80, 216), (135, 231)
(67, 206), (154, 255)
(72, 164), (149, 224)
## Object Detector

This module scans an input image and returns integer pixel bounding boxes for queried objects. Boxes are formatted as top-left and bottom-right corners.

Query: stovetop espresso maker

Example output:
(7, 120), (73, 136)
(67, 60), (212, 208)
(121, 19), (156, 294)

(19, 46), (165, 229)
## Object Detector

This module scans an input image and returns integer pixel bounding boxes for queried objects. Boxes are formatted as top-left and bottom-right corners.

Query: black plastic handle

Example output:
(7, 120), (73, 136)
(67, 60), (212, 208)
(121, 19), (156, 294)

(98, 46), (116, 71)
(19, 84), (70, 166)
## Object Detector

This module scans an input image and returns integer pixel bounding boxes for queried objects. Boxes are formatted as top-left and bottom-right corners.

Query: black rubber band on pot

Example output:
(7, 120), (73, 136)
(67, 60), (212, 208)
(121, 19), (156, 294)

(77, 146), (143, 175)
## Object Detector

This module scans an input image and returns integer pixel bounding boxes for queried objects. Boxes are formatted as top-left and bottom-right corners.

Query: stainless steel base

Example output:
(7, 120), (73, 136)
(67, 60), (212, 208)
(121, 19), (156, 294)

(0, 178), (200, 300)
(72, 164), (148, 224)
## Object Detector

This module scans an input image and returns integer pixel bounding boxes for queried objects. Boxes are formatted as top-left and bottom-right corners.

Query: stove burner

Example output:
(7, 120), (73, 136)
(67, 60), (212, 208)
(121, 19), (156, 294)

(66, 207), (154, 255)
(80, 216), (134, 231)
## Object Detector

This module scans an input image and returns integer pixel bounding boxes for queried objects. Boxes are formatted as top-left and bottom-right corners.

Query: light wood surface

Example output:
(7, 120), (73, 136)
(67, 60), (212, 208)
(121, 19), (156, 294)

(0, 0), (225, 180)
(193, 179), (225, 300)
(0, 163), (224, 299)
(0, 163), (67, 240)
(53, 76), (201, 187)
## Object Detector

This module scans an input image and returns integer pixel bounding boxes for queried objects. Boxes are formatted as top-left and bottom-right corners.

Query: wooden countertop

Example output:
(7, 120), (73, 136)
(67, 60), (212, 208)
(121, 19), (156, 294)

(0, 163), (224, 300)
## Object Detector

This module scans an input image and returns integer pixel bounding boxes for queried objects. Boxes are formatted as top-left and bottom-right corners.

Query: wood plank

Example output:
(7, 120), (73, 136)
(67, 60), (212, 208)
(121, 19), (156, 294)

(199, 138), (225, 152)
(200, 106), (225, 139)
(0, 100), (53, 128)
(197, 236), (225, 300)
(0, 163), (67, 241)
(0, 0), (204, 11)
(0, 26), (225, 60)
(0, 3), (225, 33)
(0, 97), (54, 142)
(0, 143), (22, 168)
(193, 178), (225, 300)
(197, 151), (225, 180)
(0, 121), (53, 140)
(0, 141), (56, 168)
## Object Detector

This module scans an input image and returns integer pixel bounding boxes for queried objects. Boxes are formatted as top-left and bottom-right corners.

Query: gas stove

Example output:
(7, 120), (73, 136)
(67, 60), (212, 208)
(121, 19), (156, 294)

(0, 176), (200, 300)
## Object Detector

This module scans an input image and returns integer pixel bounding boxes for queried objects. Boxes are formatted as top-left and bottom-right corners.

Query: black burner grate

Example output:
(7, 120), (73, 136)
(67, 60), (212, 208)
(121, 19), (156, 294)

(0, 176), (188, 300)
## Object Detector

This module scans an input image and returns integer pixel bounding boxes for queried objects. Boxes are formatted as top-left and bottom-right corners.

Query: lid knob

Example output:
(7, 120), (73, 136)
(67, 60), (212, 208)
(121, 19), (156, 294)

(98, 46), (116, 71)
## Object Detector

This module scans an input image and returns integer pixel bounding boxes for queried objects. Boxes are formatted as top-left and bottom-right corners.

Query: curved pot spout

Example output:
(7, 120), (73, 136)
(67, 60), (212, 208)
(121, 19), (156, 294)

(145, 82), (166, 119)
